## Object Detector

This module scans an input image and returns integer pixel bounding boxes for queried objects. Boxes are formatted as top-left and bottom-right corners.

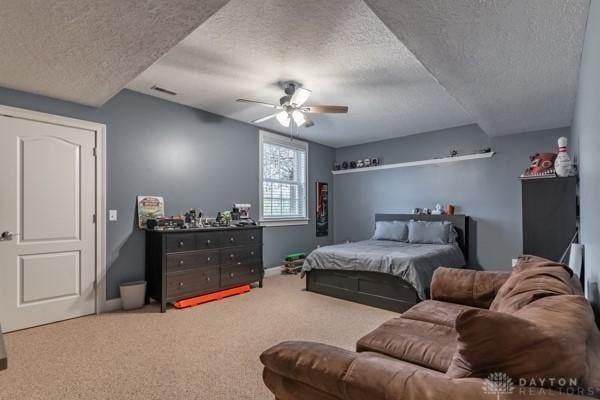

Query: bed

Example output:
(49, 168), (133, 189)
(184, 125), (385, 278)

(303, 214), (469, 312)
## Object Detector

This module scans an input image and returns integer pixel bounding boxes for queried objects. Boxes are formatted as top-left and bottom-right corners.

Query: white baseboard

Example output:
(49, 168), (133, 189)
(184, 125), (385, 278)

(101, 298), (122, 313)
(264, 266), (283, 277)
(100, 266), (284, 313)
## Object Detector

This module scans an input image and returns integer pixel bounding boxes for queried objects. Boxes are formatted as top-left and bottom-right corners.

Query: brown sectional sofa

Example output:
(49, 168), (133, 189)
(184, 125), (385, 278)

(261, 256), (600, 399)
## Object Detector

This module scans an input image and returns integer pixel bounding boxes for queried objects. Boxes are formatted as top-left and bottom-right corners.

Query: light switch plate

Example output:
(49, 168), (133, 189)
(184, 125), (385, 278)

(109, 210), (118, 221)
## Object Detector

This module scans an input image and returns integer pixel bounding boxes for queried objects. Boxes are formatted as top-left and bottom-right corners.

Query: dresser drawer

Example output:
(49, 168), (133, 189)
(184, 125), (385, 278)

(166, 234), (196, 253)
(195, 231), (222, 249)
(166, 250), (219, 272)
(221, 229), (261, 246)
(220, 264), (261, 287)
(166, 267), (219, 298)
(220, 246), (261, 265)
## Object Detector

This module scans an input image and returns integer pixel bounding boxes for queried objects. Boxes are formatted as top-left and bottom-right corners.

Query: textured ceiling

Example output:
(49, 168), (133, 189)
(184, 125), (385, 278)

(0, 0), (229, 106)
(127, 0), (473, 148)
(364, 0), (590, 136)
(2, 0), (589, 145)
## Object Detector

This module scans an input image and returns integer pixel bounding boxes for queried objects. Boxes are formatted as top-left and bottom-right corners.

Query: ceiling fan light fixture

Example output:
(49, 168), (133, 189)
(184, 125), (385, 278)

(290, 87), (311, 106)
(292, 110), (306, 127)
(276, 111), (290, 127)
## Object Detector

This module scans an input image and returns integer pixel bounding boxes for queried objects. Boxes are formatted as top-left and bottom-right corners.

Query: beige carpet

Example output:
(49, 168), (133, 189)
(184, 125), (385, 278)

(0, 274), (396, 400)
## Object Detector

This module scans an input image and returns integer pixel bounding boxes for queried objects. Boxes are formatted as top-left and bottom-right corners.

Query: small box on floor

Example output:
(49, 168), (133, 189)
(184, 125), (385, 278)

(282, 252), (305, 275)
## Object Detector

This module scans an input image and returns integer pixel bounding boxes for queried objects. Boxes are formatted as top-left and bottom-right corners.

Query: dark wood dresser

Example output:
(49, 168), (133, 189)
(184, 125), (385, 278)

(521, 176), (578, 261)
(145, 226), (264, 312)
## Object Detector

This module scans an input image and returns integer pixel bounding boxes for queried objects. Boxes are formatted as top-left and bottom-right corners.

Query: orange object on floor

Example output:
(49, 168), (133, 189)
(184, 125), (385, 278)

(173, 285), (251, 309)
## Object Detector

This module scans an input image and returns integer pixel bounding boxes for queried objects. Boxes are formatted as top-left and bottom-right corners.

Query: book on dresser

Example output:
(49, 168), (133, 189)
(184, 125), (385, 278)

(145, 226), (264, 312)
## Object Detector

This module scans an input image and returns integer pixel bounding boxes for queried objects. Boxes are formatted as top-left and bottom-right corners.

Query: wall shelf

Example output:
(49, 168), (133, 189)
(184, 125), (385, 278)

(331, 152), (496, 175)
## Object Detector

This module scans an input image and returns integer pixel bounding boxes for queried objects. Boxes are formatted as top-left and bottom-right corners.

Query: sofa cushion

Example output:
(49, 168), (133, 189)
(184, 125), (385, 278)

(431, 268), (510, 309)
(356, 316), (457, 372)
(402, 300), (477, 327)
(447, 295), (593, 387)
(490, 255), (579, 313)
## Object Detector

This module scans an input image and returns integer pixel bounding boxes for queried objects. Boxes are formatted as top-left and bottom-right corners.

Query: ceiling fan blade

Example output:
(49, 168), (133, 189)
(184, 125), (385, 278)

(290, 87), (311, 107)
(303, 105), (349, 114)
(252, 113), (278, 124)
(236, 99), (282, 109)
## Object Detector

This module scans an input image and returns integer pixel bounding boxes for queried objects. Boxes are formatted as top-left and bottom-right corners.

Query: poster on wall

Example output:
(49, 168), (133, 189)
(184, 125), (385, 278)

(137, 196), (164, 228)
(316, 182), (328, 237)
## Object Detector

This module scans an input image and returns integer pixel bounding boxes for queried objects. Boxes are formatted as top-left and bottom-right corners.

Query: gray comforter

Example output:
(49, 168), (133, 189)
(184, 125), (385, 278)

(302, 240), (465, 299)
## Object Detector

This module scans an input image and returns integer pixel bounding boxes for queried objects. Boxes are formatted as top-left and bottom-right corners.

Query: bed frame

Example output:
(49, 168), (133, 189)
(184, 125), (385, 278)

(305, 214), (469, 312)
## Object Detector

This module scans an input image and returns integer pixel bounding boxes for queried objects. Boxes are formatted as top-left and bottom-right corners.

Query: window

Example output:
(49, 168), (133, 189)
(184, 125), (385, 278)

(260, 131), (308, 226)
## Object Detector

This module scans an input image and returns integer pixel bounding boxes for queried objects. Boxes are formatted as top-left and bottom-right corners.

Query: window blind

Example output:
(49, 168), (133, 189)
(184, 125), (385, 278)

(260, 132), (307, 221)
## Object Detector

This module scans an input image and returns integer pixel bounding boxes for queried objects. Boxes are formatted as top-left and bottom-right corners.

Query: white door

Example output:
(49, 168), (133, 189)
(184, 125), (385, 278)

(0, 114), (97, 332)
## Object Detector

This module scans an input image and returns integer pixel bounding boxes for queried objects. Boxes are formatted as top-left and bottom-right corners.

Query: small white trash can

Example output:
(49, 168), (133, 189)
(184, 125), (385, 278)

(120, 281), (147, 310)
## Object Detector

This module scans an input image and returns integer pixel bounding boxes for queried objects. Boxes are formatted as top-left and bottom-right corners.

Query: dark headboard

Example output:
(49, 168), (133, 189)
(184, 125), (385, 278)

(375, 214), (469, 262)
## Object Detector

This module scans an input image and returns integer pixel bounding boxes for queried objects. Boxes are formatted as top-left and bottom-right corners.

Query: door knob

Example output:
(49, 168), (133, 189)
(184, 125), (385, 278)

(0, 231), (14, 241)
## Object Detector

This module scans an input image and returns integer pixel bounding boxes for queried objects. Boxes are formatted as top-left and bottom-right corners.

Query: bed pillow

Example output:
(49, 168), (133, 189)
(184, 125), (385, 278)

(408, 221), (453, 244)
(372, 221), (409, 242)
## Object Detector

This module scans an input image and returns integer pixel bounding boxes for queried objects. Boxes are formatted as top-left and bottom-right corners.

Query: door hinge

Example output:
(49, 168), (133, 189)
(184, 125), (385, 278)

(93, 148), (97, 157)
(92, 214), (97, 224)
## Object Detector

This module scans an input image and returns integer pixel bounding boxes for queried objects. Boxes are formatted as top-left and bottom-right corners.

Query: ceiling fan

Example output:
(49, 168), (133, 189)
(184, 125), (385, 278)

(236, 82), (349, 128)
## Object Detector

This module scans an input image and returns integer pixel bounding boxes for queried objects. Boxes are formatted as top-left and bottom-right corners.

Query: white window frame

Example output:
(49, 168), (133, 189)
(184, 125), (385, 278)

(259, 130), (309, 226)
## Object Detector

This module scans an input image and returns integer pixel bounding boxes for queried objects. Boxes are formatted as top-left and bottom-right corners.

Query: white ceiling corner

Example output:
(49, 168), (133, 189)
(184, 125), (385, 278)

(0, 0), (230, 106)
(364, 0), (590, 137)
(127, 0), (474, 148)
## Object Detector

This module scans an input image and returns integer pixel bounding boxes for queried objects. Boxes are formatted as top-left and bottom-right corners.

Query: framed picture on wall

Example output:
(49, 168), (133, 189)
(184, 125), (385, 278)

(316, 182), (328, 237)
(137, 195), (164, 228)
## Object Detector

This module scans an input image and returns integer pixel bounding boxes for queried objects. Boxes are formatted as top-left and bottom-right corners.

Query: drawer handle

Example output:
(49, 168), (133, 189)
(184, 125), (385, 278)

(179, 260), (184, 266)
(207, 257), (211, 262)
(179, 282), (184, 287)
(237, 261), (242, 265)
(229, 272), (235, 278)
(250, 268), (255, 273)
(178, 241), (184, 247)
(229, 237), (235, 243)
(250, 251), (255, 256)
(206, 277), (211, 282)
(229, 254), (235, 259)
(206, 239), (211, 245)
(250, 235), (255, 240)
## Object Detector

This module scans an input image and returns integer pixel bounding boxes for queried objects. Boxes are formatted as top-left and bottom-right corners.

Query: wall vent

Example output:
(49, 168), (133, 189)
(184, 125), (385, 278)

(150, 85), (177, 96)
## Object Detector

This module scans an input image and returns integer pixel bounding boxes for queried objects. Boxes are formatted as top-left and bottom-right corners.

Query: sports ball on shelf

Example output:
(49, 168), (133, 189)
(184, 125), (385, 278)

(350, 161), (357, 169)
(371, 158), (379, 166)
(341, 161), (349, 169)
(357, 160), (364, 168)
(524, 152), (557, 177)
(364, 158), (371, 167)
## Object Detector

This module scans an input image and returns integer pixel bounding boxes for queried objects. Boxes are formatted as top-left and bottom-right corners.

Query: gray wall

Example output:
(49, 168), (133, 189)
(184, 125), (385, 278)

(572, 0), (600, 294)
(334, 124), (570, 269)
(0, 88), (335, 299)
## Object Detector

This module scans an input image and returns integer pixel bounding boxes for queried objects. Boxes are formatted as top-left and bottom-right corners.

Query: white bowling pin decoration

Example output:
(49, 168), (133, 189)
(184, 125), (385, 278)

(554, 137), (572, 177)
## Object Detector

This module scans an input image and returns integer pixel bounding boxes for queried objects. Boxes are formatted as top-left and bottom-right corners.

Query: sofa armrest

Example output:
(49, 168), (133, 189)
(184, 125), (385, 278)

(260, 341), (357, 398)
(261, 341), (589, 400)
(261, 341), (463, 400)
(430, 267), (510, 308)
